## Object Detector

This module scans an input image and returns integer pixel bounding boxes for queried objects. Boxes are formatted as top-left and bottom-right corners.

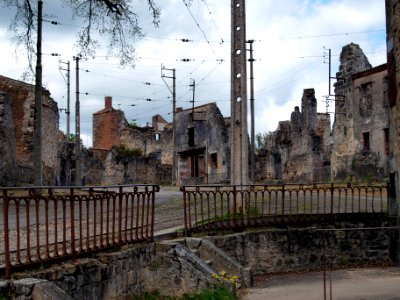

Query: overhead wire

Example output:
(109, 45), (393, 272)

(182, 0), (224, 60)
(201, 0), (224, 44)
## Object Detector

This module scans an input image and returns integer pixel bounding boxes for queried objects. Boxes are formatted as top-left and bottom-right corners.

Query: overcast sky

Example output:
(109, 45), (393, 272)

(0, 0), (386, 147)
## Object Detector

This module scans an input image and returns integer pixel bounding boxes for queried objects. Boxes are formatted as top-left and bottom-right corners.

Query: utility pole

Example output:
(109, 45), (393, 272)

(59, 60), (71, 138)
(34, 0), (43, 186)
(74, 56), (81, 186)
(247, 40), (255, 184)
(161, 65), (177, 185)
(231, 0), (249, 186)
(190, 79), (195, 120)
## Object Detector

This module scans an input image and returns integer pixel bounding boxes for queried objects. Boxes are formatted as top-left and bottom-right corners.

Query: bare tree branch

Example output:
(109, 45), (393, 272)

(1, 0), (161, 76)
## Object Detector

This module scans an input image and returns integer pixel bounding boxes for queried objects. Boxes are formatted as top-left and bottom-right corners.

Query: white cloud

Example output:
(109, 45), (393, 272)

(0, 0), (386, 146)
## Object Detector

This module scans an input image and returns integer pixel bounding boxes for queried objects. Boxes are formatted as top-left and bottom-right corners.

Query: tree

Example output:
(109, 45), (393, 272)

(1, 0), (160, 78)
(256, 131), (274, 151)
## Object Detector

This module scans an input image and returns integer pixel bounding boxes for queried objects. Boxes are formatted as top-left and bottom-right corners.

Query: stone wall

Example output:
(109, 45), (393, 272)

(206, 225), (391, 276)
(175, 103), (230, 185)
(0, 223), (393, 299)
(0, 75), (61, 185)
(98, 148), (171, 185)
(331, 44), (389, 181)
(257, 89), (331, 183)
(0, 92), (17, 185)
(386, 0), (400, 263)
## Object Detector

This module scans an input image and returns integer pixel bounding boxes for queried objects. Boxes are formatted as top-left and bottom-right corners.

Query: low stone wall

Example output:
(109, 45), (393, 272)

(1, 223), (393, 299)
(206, 225), (392, 276)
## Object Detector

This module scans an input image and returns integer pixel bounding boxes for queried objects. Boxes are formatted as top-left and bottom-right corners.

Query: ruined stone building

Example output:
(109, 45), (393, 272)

(331, 43), (389, 181)
(90, 96), (173, 185)
(175, 103), (230, 185)
(90, 98), (231, 186)
(0, 75), (64, 185)
(385, 0), (400, 209)
(256, 89), (331, 183)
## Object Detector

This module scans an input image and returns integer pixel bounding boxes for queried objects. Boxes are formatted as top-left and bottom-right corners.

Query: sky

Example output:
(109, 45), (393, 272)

(0, 0), (387, 147)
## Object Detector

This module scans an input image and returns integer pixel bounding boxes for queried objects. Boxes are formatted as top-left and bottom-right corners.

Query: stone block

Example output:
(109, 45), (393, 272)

(32, 281), (72, 300)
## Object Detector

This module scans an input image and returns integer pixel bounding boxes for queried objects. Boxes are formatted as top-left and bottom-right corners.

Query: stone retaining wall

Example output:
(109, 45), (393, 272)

(206, 225), (392, 276)
(1, 224), (393, 299)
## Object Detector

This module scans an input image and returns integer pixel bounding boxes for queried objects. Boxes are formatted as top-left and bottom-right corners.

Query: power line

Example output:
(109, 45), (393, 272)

(182, 0), (224, 60)
(201, 0), (224, 44)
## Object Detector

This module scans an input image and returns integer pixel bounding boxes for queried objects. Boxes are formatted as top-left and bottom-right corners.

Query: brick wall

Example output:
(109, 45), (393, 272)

(93, 97), (127, 150)
(0, 75), (61, 185)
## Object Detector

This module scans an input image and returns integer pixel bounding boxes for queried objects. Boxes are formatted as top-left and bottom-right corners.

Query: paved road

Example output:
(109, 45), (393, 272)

(241, 267), (400, 300)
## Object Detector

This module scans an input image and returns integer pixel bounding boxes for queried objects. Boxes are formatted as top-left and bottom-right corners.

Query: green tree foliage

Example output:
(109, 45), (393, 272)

(115, 144), (142, 158)
(1, 0), (160, 77)
(255, 131), (273, 151)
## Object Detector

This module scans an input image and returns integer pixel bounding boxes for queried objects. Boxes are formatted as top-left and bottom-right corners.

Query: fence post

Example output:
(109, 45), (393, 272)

(182, 186), (189, 237)
(3, 189), (11, 278)
(281, 185), (285, 223)
(233, 185), (237, 228)
(330, 183), (334, 215)
(118, 186), (123, 244)
(70, 188), (76, 258)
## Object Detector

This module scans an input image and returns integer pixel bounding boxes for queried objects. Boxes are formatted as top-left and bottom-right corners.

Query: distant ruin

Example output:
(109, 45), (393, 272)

(256, 89), (331, 183)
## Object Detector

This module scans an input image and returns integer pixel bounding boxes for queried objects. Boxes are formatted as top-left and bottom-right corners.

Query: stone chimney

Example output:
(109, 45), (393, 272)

(105, 96), (112, 109)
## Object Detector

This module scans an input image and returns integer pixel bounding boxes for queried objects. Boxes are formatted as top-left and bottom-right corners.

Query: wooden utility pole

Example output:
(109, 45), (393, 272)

(230, 0), (249, 186)
(34, 0), (43, 186)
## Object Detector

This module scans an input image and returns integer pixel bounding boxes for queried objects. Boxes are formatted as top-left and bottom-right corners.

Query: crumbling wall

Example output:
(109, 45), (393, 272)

(175, 103), (230, 185)
(92, 97), (127, 151)
(0, 92), (17, 185)
(257, 89), (331, 183)
(386, 0), (400, 219)
(100, 148), (171, 185)
(331, 44), (388, 181)
(0, 75), (61, 185)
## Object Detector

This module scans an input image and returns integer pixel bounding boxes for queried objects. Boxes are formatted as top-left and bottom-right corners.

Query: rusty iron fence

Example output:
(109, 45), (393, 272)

(1, 184), (159, 278)
(181, 182), (390, 236)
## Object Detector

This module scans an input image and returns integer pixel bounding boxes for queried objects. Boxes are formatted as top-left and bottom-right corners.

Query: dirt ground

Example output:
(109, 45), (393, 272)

(240, 267), (400, 300)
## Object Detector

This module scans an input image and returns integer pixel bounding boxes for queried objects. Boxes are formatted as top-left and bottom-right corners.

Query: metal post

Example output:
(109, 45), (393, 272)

(161, 65), (177, 185)
(66, 61), (71, 137)
(74, 56), (81, 186)
(247, 40), (255, 184)
(34, 0), (43, 186)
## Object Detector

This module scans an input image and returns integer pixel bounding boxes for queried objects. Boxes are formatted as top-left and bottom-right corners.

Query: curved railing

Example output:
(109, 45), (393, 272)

(181, 182), (390, 236)
(1, 184), (159, 278)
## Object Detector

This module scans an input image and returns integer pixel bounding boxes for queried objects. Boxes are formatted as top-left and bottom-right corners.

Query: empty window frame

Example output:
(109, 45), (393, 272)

(363, 132), (370, 152)
(188, 127), (195, 147)
(210, 153), (218, 169)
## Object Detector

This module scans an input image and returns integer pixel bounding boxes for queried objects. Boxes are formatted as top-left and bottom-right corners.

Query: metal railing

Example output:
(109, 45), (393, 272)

(181, 182), (390, 236)
(1, 184), (159, 278)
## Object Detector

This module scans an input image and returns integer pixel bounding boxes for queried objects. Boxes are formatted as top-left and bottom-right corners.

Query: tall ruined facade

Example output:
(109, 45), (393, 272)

(386, 0), (400, 215)
(257, 88), (331, 183)
(175, 103), (230, 185)
(0, 75), (63, 185)
(331, 44), (389, 181)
